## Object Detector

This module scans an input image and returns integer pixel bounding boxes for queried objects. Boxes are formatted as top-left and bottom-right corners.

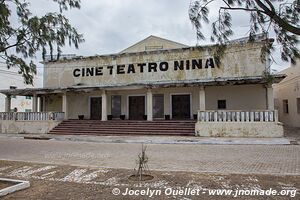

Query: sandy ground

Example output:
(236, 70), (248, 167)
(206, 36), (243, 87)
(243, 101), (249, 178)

(0, 160), (299, 200)
(285, 126), (300, 143)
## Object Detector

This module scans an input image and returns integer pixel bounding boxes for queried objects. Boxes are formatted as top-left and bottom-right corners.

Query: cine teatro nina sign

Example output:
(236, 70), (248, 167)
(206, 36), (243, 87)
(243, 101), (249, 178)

(72, 57), (217, 78)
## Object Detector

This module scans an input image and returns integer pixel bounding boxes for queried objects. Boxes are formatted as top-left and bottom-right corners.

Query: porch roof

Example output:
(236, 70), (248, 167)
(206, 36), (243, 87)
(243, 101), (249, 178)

(0, 74), (285, 96)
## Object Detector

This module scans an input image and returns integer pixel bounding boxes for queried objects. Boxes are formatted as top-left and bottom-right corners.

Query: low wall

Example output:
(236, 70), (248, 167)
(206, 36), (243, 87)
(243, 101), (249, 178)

(195, 122), (284, 137)
(0, 120), (61, 134)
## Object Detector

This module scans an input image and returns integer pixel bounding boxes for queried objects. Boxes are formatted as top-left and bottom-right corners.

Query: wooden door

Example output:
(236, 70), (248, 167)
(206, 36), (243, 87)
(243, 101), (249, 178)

(172, 94), (190, 119)
(129, 96), (145, 120)
(90, 97), (102, 119)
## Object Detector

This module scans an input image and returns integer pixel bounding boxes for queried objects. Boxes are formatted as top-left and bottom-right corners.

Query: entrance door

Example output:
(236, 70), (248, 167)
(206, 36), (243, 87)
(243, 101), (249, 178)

(153, 94), (164, 118)
(90, 97), (102, 119)
(111, 95), (121, 118)
(172, 94), (191, 119)
(129, 96), (145, 120)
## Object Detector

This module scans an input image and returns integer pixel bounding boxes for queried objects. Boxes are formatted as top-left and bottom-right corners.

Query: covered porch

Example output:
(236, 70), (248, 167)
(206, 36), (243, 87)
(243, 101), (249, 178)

(0, 75), (285, 137)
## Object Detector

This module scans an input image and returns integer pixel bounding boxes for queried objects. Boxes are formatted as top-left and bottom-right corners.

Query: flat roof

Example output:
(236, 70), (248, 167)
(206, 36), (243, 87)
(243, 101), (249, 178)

(0, 74), (285, 96)
(42, 37), (273, 64)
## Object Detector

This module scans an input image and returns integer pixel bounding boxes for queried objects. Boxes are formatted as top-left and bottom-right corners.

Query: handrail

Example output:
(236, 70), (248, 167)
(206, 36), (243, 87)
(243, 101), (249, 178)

(0, 112), (65, 121)
(197, 110), (278, 122)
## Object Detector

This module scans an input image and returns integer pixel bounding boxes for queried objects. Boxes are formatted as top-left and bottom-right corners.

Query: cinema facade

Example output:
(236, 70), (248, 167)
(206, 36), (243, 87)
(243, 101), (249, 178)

(0, 36), (285, 137)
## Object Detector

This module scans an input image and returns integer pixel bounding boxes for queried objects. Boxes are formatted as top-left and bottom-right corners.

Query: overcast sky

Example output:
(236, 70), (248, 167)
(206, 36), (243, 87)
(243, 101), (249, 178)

(29, 0), (291, 74)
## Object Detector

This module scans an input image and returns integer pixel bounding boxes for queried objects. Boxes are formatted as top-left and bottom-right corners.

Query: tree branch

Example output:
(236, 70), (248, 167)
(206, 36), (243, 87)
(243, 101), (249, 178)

(220, 6), (266, 13)
(254, 0), (300, 35)
(264, 0), (275, 12)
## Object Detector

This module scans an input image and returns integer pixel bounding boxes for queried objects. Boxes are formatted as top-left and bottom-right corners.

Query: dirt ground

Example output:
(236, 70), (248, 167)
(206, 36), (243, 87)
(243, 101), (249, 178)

(0, 160), (298, 200)
(284, 126), (300, 143)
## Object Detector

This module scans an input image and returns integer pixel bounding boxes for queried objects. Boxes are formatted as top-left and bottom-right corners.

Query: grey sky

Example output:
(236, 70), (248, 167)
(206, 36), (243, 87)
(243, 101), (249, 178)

(30, 0), (290, 74)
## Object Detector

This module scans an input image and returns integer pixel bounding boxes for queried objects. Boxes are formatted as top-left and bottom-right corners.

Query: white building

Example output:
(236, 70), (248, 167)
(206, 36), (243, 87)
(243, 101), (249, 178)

(274, 62), (300, 128)
(0, 64), (42, 112)
(0, 36), (286, 137)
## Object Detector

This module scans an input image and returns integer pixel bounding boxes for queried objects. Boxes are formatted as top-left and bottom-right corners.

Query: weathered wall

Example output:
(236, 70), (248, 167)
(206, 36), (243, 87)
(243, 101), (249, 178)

(44, 94), (62, 112)
(45, 84), (267, 120)
(273, 64), (300, 127)
(195, 122), (284, 137)
(120, 35), (188, 53)
(61, 88), (200, 119)
(205, 84), (267, 110)
(44, 42), (266, 88)
(0, 120), (61, 134)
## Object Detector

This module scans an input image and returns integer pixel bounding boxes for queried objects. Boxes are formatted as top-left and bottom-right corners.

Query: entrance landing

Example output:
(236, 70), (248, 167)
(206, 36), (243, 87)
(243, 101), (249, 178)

(48, 120), (196, 136)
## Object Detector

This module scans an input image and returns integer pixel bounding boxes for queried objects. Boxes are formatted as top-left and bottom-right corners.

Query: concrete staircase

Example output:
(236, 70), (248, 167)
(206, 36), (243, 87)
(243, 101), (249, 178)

(48, 120), (196, 136)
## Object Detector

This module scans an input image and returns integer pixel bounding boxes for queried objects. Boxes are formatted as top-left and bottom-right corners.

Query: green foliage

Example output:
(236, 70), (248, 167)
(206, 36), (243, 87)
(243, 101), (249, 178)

(0, 0), (84, 85)
(189, 0), (300, 64)
(262, 69), (275, 85)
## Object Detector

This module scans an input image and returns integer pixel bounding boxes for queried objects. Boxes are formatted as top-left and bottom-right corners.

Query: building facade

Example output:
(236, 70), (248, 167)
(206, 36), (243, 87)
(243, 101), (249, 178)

(0, 64), (42, 112)
(274, 62), (300, 128)
(0, 36), (285, 137)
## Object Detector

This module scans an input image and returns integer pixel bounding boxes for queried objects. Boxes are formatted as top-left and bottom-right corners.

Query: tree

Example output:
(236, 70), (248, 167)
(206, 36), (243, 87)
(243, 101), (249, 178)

(189, 0), (300, 65)
(0, 0), (84, 85)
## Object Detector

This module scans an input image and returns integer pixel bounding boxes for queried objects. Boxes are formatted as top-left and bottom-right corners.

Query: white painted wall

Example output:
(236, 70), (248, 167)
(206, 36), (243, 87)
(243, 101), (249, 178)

(195, 122), (284, 137)
(273, 63), (300, 127)
(43, 42), (267, 88)
(44, 84), (267, 120)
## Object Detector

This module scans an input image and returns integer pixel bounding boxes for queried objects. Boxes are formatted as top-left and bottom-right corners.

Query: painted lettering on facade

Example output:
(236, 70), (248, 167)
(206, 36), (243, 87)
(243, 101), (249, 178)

(73, 58), (216, 77)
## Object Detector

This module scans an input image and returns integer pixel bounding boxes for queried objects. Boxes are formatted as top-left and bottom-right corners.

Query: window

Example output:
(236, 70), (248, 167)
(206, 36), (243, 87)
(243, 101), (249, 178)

(218, 100), (226, 109)
(153, 94), (164, 118)
(25, 96), (32, 99)
(283, 99), (289, 114)
(111, 95), (121, 118)
(297, 98), (300, 114)
(25, 109), (32, 112)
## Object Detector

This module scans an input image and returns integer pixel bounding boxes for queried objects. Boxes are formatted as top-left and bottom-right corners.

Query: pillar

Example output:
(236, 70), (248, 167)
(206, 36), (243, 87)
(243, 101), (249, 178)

(62, 92), (68, 119)
(199, 86), (206, 111)
(147, 89), (153, 121)
(32, 93), (38, 112)
(101, 90), (107, 121)
(5, 95), (11, 112)
(266, 85), (274, 110)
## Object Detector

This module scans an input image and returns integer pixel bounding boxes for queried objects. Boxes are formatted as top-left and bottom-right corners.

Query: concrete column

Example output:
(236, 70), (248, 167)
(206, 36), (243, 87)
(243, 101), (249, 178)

(5, 95), (11, 112)
(32, 93), (38, 112)
(101, 90), (107, 121)
(147, 89), (153, 121)
(199, 86), (206, 111)
(266, 86), (274, 110)
(62, 92), (68, 119)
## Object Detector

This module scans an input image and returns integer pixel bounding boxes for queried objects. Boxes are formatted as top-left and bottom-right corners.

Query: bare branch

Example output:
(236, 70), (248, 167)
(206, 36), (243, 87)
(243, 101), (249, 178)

(254, 0), (300, 35)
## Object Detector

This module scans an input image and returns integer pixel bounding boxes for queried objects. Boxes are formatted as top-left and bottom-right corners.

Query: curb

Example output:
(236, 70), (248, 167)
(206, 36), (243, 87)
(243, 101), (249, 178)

(0, 178), (30, 197)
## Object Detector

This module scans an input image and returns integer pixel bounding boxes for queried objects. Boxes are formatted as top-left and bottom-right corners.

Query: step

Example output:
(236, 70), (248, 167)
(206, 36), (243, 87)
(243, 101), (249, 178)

(51, 125), (195, 130)
(48, 120), (196, 136)
(49, 131), (194, 136)
(49, 129), (194, 133)
(57, 122), (195, 125)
